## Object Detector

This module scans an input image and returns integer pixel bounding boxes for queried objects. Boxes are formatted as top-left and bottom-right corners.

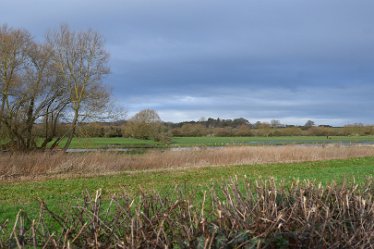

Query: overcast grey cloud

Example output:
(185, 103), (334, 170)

(1, 0), (374, 125)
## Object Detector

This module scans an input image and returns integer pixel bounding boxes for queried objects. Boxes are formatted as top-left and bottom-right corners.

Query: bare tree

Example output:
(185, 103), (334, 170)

(270, 119), (282, 128)
(26, 43), (71, 150)
(123, 109), (167, 141)
(47, 25), (110, 150)
(0, 24), (112, 151)
(304, 120), (315, 128)
(0, 25), (32, 149)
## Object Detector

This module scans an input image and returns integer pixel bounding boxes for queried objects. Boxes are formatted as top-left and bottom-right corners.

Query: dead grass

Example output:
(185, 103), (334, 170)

(1, 144), (374, 180)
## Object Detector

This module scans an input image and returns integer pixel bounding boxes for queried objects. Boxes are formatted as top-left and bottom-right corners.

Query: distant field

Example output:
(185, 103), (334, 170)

(1, 156), (374, 222)
(171, 136), (374, 146)
(50, 135), (374, 149)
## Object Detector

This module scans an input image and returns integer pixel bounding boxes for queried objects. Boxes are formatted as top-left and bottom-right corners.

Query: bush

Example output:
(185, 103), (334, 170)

(122, 109), (171, 141)
(154, 131), (173, 145)
(1, 178), (373, 248)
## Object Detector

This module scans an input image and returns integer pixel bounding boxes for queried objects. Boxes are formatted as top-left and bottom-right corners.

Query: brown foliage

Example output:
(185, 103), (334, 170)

(1, 145), (374, 180)
(1, 179), (373, 248)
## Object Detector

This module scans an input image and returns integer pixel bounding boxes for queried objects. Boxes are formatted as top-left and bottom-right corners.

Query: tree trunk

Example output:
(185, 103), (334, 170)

(63, 108), (79, 151)
(25, 98), (35, 149)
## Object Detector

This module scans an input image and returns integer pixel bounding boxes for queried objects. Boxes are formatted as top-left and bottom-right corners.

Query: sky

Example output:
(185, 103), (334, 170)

(1, 0), (374, 125)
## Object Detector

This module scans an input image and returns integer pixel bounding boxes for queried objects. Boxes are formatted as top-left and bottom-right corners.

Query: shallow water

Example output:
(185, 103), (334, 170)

(65, 141), (374, 153)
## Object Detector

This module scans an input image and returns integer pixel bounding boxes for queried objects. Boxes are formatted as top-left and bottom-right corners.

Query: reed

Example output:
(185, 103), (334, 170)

(1, 145), (374, 180)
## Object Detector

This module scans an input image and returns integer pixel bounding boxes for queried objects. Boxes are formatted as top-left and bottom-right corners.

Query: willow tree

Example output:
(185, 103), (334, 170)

(122, 109), (172, 143)
(0, 24), (111, 151)
(25, 42), (70, 150)
(0, 26), (69, 150)
(48, 26), (110, 151)
(0, 25), (31, 149)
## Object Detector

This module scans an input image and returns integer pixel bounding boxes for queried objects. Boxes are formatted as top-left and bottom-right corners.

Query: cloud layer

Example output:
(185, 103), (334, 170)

(1, 0), (374, 125)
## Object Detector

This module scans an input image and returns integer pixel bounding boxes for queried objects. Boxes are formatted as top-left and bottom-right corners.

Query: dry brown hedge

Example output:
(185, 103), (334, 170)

(1, 178), (373, 248)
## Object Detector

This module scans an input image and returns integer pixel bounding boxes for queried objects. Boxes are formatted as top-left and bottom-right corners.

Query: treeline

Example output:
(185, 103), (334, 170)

(168, 118), (374, 137)
(0, 25), (111, 151)
(170, 123), (374, 137)
(74, 113), (374, 139)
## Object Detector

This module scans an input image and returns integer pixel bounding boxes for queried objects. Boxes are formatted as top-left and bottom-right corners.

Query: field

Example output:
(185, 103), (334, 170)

(1, 140), (374, 247)
(1, 155), (374, 221)
(50, 135), (374, 149)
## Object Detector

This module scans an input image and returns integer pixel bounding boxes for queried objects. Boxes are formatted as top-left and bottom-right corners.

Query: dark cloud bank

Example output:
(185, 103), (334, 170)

(1, 0), (374, 125)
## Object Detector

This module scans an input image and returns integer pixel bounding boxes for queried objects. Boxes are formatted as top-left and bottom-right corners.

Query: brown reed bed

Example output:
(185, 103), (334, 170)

(1, 144), (374, 181)
(1, 178), (373, 248)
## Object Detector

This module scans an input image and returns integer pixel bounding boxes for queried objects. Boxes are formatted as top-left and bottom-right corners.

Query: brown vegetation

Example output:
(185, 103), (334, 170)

(1, 145), (374, 180)
(2, 178), (373, 248)
(75, 121), (374, 138)
(122, 109), (172, 143)
(170, 124), (374, 137)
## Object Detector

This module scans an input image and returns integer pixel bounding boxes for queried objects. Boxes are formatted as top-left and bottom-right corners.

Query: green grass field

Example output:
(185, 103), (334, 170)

(53, 135), (374, 149)
(1, 156), (374, 222)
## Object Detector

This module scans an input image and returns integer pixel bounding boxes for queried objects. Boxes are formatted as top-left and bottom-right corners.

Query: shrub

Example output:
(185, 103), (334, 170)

(1, 179), (373, 248)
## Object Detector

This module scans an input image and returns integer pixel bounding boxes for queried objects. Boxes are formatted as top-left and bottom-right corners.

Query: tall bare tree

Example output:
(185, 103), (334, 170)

(48, 25), (110, 150)
(23, 42), (71, 150)
(0, 24), (112, 151)
(0, 25), (32, 149)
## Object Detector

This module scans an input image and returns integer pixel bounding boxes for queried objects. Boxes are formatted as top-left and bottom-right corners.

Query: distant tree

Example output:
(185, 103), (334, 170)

(254, 122), (271, 137)
(304, 120), (315, 128)
(199, 117), (206, 122)
(132, 109), (162, 124)
(270, 120), (282, 128)
(343, 123), (367, 136)
(179, 123), (207, 136)
(235, 124), (253, 136)
(254, 121), (263, 129)
(122, 109), (171, 142)
(232, 118), (250, 127)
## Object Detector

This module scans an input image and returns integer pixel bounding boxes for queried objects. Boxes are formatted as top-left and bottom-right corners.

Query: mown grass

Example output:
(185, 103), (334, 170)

(1, 156), (374, 223)
(46, 135), (374, 149)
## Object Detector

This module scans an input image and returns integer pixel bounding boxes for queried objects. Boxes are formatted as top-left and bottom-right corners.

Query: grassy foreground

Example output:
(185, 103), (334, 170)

(1, 156), (374, 222)
(50, 135), (374, 149)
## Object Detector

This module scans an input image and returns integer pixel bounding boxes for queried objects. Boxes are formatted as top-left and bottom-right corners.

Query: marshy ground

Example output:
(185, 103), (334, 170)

(1, 144), (374, 180)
